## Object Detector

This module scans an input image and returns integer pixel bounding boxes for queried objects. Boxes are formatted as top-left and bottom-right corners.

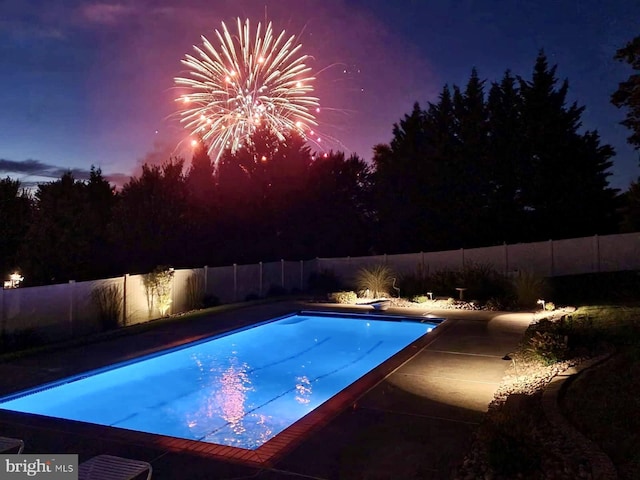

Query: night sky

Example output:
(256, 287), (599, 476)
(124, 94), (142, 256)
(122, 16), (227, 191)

(1, 0), (638, 189)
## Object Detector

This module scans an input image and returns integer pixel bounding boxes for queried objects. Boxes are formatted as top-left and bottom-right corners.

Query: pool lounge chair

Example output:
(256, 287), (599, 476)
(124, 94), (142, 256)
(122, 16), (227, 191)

(78, 455), (152, 480)
(0, 436), (24, 453)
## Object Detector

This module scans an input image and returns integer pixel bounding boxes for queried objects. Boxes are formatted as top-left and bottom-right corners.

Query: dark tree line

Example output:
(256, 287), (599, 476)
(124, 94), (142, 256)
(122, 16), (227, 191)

(1, 50), (637, 286)
(373, 53), (618, 253)
(612, 34), (640, 231)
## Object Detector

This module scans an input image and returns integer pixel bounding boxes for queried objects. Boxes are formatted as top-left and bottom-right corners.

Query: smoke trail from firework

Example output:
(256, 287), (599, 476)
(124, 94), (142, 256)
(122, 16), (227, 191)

(175, 18), (320, 164)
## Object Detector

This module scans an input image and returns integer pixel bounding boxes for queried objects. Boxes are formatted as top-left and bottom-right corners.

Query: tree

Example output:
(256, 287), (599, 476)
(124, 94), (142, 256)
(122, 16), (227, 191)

(110, 159), (190, 272)
(0, 177), (32, 277)
(186, 137), (216, 204)
(215, 128), (313, 262)
(300, 152), (373, 257)
(486, 71), (527, 242)
(19, 170), (116, 284)
(619, 180), (640, 232)
(185, 139), (221, 266)
(518, 52), (618, 239)
(611, 35), (640, 150)
(372, 53), (618, 253)
(450, 69), (492, 244)
(372, 102), (434, 253)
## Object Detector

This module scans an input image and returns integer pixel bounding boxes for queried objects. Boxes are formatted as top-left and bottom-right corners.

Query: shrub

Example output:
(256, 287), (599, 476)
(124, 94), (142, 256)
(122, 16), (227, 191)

(525, 330), (567, 365)
(400, 263), (429, 298)
(329, 291), (357, 304)
(513, 271), (547, 309)
(355, 264), (395, 298)
(485, 296), (515, 311)
(412, 295), (430, 304)
(428, 270), (459, 298)
(142, 265), (174, 317)
(91, 284), (123, 330)
(460, 262), (511, 301)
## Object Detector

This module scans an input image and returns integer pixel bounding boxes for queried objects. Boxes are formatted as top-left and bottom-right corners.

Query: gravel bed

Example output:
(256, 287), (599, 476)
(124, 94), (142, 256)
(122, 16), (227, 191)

(453, 353), (601, 480)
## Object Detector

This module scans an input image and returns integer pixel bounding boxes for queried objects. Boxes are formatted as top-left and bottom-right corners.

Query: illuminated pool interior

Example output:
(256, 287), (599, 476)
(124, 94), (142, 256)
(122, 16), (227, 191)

(0, 311), (439, 455)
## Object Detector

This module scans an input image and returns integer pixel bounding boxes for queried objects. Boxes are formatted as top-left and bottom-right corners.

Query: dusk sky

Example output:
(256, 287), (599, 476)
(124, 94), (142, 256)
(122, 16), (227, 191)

(1, 0), (639, 189)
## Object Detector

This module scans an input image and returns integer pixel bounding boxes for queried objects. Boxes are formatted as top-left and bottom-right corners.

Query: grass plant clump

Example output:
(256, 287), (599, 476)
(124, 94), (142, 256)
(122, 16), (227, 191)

(460, 262), (511, 301)
(513, 270), (548, 308)
(355, 264), (395, 298)
(142, 265), (174, 317)
(185, 271), (205, 310)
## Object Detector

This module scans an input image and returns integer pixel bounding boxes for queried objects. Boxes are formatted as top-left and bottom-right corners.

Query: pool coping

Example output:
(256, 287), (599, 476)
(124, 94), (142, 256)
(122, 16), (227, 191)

(0, 310), (451, 467)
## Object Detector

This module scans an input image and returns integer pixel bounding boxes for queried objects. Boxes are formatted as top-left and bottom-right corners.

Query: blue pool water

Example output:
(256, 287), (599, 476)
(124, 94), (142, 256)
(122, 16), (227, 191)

(0, 312), (437, 450)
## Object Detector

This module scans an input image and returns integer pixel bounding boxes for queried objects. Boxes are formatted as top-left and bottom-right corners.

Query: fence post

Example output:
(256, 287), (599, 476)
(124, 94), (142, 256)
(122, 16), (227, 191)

(300, 260), (304, 291)
(233, 263), (238, 302)
(68, 280), (76, 337)
(204, 265), (209, 295)
(170, 268), (176, 316)
(123, 274), (128, 326)
(259, 262), (263, 297)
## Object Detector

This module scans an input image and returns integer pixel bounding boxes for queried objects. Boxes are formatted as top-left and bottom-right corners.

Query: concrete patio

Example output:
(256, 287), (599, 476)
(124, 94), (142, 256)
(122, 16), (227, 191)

(0, 302), (534, 479)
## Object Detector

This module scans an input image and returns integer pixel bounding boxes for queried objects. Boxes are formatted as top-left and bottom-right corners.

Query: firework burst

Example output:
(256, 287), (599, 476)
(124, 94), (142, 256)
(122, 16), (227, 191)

(175, 18), (320, 164)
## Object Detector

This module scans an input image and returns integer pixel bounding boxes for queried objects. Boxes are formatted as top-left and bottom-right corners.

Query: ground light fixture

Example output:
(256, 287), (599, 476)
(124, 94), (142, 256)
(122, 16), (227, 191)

(502, 352), (519, 378)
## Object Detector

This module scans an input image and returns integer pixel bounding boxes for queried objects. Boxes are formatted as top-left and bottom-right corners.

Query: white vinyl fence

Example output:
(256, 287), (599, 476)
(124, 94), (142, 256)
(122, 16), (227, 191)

(1, 233), (639, 343)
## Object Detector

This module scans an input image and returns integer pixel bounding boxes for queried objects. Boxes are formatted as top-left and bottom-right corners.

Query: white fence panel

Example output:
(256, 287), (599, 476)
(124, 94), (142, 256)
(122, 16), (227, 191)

(317, 255), (387, 287)
(284, 261), (303, 292)
(73, 278), (122, 336)
(236, 264), (261, 301)
(386, 253), (423, 276)
(262, 261), (284, 295)
(423, 249), (464, 274)
(5, 232), (640, 346)
(172, 268), (203, 314)
(507, 241), (551, 275)
(464, 245), (507, 272)
(2, 283), (71, 340)
(553, 237), (595, 276)
(301, 259), (319, 290)
(599, 232), (640, 273)
(126, 274), (153, 325)
(207, 265), (235, 303)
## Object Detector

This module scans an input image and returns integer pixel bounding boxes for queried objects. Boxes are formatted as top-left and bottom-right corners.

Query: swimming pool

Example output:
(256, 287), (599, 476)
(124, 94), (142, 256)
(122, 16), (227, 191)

(0, 311), (440, 461)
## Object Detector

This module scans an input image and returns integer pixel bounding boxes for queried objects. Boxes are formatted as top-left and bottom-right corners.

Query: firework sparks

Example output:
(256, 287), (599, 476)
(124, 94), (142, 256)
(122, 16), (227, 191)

(175, 18), (320, 164)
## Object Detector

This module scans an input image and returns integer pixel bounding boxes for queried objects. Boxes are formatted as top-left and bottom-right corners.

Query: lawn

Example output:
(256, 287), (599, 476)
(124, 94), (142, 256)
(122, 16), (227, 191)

(561, 306), (640, 480)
